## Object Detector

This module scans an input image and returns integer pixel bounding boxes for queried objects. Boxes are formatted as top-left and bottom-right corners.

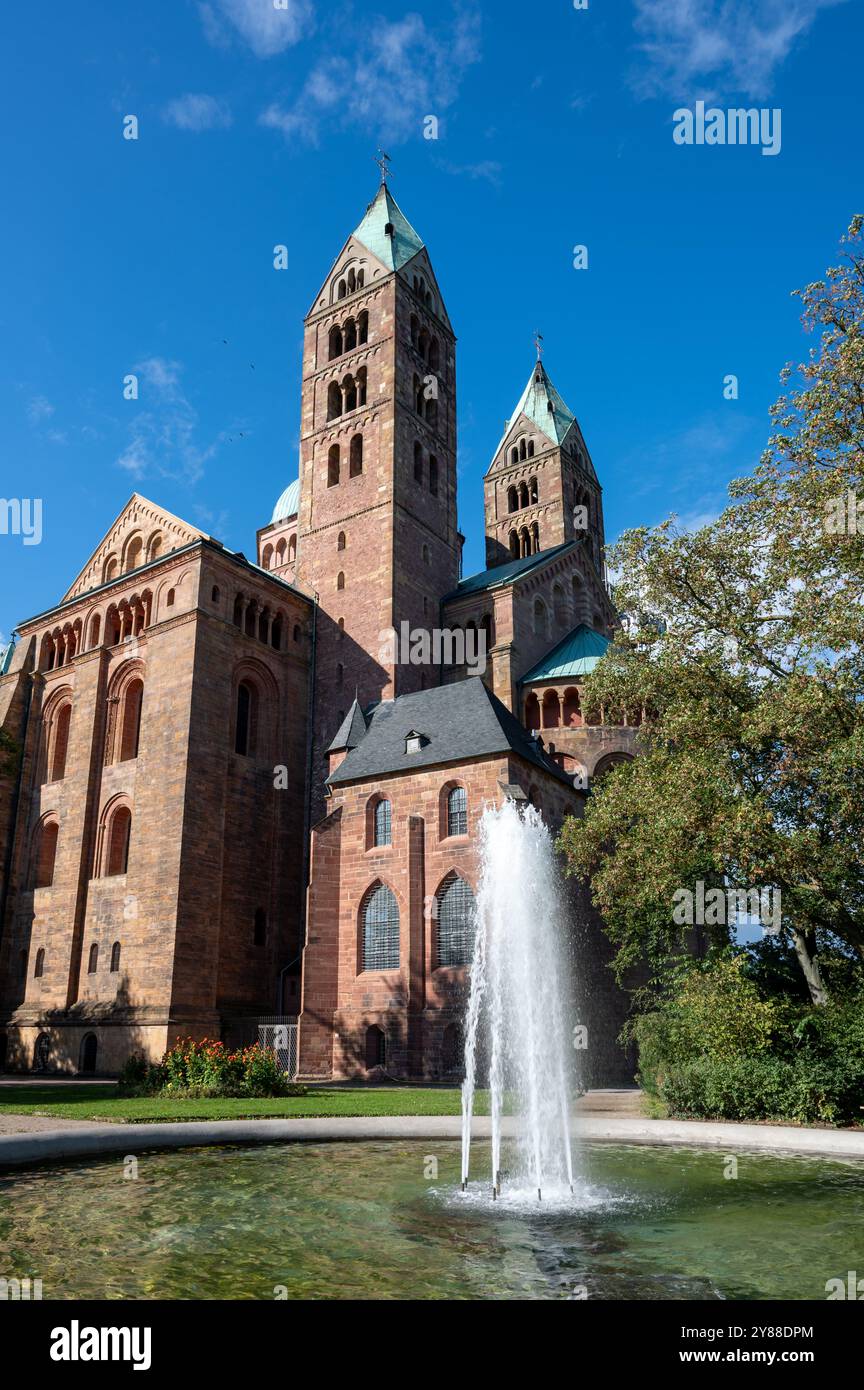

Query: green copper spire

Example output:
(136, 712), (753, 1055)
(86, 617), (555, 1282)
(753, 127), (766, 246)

(509, 360), (577, 447)
(353, 184), (425, 271)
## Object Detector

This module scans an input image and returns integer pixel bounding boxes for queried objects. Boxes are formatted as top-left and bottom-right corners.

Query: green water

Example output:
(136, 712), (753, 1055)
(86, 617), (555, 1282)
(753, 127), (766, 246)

(0, 1141), (862, 1300)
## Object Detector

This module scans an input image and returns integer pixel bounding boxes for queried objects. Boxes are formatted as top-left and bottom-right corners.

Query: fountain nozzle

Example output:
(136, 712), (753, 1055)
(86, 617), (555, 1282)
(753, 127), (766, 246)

(537, 1188), (542, 1202)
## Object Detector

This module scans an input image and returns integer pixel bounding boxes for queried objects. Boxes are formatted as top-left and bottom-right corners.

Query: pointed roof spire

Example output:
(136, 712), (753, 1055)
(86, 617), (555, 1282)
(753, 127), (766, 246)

(353, 181), (425, 272)
(495, 358), (579, 457)
(327, 698), (369, 754)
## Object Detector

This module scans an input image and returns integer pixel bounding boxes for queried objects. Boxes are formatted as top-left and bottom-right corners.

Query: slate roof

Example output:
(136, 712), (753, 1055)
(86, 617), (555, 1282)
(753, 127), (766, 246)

(353, 185), (425, 271)
(327, 677), (573, 787)
(520, 624), (611, 683)
(443, 541), (576, 602)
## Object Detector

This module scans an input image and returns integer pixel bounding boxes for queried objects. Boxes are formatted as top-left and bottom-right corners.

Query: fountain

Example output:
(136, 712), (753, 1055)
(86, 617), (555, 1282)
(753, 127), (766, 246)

(461, 799), (576, 1203)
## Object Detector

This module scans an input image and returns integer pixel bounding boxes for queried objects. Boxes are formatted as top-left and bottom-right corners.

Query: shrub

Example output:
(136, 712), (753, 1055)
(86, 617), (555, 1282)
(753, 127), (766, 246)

(118, 1040), (307, 1099)
(659, 1054), (864, 1127)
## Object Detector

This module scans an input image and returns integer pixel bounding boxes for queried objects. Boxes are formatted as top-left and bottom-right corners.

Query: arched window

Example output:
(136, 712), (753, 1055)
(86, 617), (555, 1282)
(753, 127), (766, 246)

(524, 691), (541, 730)
(327, 380), (342, 420)
(343, 318), (357, 352)
(212, 586), (220, 604)
(365, 1025), (386, 1069)
(347, 268), (356, 294)
(88, 613), (101, 648)
(361, 883), (400, 971)
(103, 555), (118, 583)
(119, 679), (144, 762)
(34, 948), (45, 978)
(328, 444), (340, 487)
(542, 690), (561, 729)
(35, 819), (59, 889)
(337, 571), (345, 591)
(563, 687), (581, 726)
(271, 615), (283, 649)
(110, 941), (121, 973)
(533, 598), (548, 637)
(337, 278), (347, 300)
(447, 784), (467, 836)
(328, 325), (343, 360)
(509, 530), (519, 559)
(47, 701), (72, 782)
(337, 531), (346, 551)
(358, 310), (369, 344)
(519, 481), (528, 509)
(148, 533), (163, 560)
(343, 373), (357, 412)
(436, 874), (476, 967)
(276, 538), (287, 566)
(235, 680), (257, 756)
(531, 522), (540, 552)
(262, 543), (273, 569)
(529, 475), (538, 502)
(233, 595), (244, 627)
(88, 943), (99, 973)
(429, 456), (438, 497)
(519, 439), (527, 461)
(349, 433), (363, 477)
(106, 806), (132, 876)
(552, 584), (567, 628)
(254, 908), (267, 946)
(510, 447), (518, 465)
(528, 440), (535, 459)
(520, 527), (530, 557)
(507, 485), (518, 513)
(124, 535), (143, 572)
(374, 798), (392, 847)
(166, 589), (175, 608)
(288, 535), (297, 562)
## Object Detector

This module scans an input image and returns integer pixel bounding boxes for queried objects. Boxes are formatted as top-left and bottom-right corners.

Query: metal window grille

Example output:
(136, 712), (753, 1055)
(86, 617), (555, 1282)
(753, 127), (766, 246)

(447, 786), (467, 836)
(374, 799), (392, 847)
(362, 883), (400, 970)
(258, 1017), (298, 1079)
(437, 874), (476, 967)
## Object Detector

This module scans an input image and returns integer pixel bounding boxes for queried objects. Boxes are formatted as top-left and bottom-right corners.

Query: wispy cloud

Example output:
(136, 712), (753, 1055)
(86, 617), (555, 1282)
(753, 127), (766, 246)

(115, 358), (221, 485)
(162, 93), (233, 131)
(437, 158), (502, 186)
(630, 0), (846, 100)
(260, 7), (481, 145)
(26, 395), (55, 425)
(199, 0), (314, 57)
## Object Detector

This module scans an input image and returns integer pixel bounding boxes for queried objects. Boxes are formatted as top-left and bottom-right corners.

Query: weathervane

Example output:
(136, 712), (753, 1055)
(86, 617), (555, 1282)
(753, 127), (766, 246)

(375, 148), (392, 184)
(534, 330), (544, 360)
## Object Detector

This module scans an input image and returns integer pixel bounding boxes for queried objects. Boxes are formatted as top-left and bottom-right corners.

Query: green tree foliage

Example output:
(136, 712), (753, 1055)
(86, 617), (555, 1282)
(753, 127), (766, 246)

(559, 219), (864, 1004)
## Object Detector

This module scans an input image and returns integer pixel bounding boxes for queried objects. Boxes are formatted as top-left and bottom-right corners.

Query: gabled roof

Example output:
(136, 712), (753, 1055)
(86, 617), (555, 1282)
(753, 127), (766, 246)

(328, 677), (573, 787)
(353, 184), (425, 272)
(443, 542), (577, 602)
(61, 494), (207, 603)
(520, 624), (611, 683)
(328, 698), (368, 754)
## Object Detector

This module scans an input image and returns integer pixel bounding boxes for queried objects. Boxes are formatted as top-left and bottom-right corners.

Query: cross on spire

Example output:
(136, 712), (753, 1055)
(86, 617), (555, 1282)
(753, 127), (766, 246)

(534, 330), (544, 361)
(375, 148), (392, 184)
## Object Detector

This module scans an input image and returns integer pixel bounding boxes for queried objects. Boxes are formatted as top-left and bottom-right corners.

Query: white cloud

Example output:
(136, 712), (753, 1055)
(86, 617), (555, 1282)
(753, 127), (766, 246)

(199, 0), (314, 58)
(437, 158), (502, 186)
(115, 358), (220, 485)
(631, 0), (847, 100)
(260, 8), (481, 145)
(26, 395), (55, 424)
(163, 93), (233, 131)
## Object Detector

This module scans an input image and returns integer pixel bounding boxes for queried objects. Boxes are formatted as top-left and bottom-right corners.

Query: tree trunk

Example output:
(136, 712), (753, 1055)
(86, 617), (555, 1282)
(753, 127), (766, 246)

(792, 928), (829, 1006)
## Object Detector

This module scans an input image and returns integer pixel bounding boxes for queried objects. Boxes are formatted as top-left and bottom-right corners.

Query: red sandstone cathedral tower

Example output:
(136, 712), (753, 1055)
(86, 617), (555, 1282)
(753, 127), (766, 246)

(293, 181), (461, 796)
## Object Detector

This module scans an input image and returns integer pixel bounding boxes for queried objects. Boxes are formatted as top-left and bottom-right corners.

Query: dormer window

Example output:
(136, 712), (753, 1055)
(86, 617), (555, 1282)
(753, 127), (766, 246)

(384, 222), (395, 238)
(405, 729), (426, 754)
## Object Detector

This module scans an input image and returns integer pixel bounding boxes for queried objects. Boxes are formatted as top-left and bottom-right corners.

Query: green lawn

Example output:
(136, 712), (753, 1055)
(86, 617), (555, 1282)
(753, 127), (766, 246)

(0, 1084), (489, 1124)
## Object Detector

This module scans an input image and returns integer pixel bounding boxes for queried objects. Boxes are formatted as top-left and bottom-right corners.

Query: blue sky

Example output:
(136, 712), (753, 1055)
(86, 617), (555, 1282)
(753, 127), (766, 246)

(1, 0), (860, 646)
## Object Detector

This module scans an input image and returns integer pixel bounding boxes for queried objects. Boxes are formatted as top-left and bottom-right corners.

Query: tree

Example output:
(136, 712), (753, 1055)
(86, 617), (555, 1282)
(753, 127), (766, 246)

(559, 218), (864, 1006)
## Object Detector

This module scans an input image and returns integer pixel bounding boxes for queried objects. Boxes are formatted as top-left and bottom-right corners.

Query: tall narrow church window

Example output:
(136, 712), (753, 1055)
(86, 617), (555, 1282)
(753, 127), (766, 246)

(88, 943), (99, 974)
(233, 595), (244, 627)
(358, 310), (368, 344)
(349, 434), (363, 476)
(528, 440), (535, 458)
(531, 522), (540, 552)
(519, 481), (529, 508)
(343, 373), (357, 412)
(447, 785), (468, 837)
(106, 806), (132, 876)
(344, 318), (357, 352)
(119, 679), (143, 763)
(507, 486), (518, 513)
(347, 268), (356, 294)
(337, 571), (345, 591)
(374, 799), (392, 847)
(530, 476), (538, 503)
(533, 597), (547, 637)
(510, 447), (518, 465)
(337, 531), (346, 551)
(357, 269), (364, 289)
(509, 531), (519, 559)
(361, 883), (400, 971)
(288, 535), (297, 562)
(88, 613), (101, 648)
(328, 325), (343, 360)
(327, 381), (342, 420)
(337, 279), (347, 300)
(271, 616), (283, 650)
(356, 366), (367, 407)
(328, 444), (340, 487)
(436, 873), (476, 967)
(35, 820), (59, 889)
(262, 544), (273, 569)
(48, 702), (72, 783)
(34, 948), (45, 978)
(110, 941), (121, 973)
(235, 681), (257, 757)
(429, 457), (438, 497)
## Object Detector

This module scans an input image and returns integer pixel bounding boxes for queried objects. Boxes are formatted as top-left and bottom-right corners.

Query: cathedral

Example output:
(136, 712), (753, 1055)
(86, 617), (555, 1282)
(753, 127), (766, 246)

(0, 180), (637, 1082)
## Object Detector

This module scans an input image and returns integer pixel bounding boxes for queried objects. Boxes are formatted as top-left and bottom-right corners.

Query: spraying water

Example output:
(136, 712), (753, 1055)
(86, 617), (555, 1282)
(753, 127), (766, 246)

(461, 799), (576, 1202)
